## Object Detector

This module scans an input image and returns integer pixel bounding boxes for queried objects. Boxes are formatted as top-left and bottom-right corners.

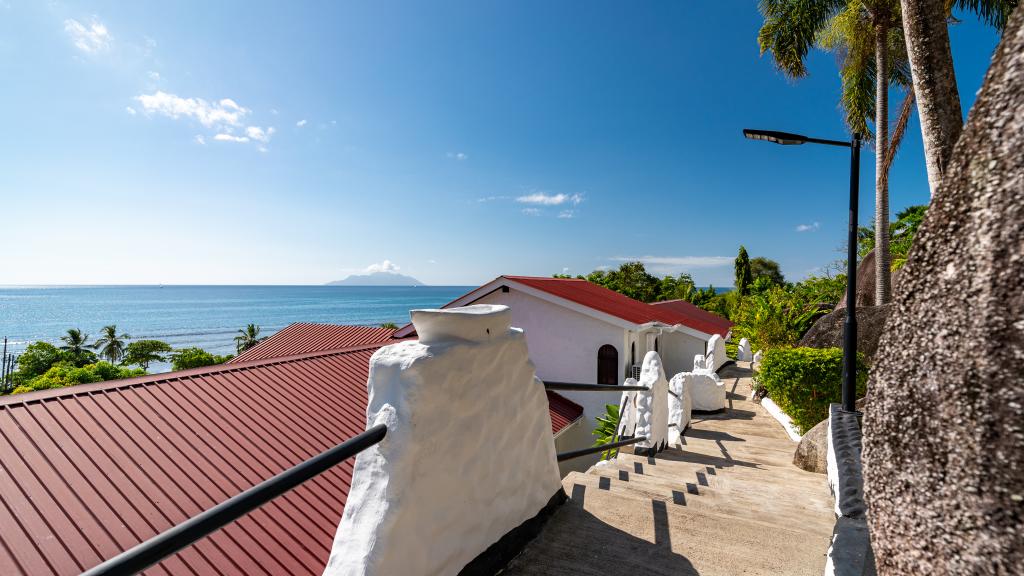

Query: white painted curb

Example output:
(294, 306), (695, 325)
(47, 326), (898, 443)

(758, 397), (802, 442)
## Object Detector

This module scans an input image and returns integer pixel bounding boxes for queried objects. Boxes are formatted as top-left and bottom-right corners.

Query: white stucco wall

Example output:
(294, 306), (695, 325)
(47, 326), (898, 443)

(474, 288), (629, 450)
(659, 330), (707, 377)
(324, 305), (562, 576)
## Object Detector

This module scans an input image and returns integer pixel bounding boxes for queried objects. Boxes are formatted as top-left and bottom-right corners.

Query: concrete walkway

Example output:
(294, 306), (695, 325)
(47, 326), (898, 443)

(503, 363), (834, 576)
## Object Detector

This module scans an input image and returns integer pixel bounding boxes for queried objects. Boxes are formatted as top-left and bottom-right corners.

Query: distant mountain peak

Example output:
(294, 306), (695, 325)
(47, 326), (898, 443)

(326, 271), (424, 286)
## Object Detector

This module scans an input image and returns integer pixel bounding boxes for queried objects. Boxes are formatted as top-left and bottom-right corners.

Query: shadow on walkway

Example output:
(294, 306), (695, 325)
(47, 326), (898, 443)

(502, 484), (700, 576)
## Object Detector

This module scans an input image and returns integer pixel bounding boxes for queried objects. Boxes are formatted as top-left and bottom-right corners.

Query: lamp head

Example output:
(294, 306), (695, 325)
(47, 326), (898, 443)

(743, 129), (808, 146)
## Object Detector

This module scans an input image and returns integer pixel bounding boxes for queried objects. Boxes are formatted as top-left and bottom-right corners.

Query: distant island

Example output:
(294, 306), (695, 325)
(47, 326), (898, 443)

(326, 271), (424, 286)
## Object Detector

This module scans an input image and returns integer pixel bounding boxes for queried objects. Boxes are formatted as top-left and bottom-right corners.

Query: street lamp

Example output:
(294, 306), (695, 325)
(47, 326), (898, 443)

(743, 128), (862, 413)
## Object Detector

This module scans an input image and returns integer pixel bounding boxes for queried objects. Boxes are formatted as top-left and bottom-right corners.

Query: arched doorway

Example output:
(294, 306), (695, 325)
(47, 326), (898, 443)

(598, 344), (618, 385)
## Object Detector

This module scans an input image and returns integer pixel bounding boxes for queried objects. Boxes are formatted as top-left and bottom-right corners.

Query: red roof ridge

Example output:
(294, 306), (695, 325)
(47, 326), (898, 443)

(0, 341), (397, 408)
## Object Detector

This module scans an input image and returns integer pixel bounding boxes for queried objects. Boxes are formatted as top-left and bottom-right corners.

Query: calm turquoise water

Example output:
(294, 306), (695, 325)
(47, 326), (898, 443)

(0, 285), (470, 371)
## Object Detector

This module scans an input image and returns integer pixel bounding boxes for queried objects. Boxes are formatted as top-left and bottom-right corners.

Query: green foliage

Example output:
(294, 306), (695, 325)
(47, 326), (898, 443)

(17, 342), (65, 379)
(859, 204), (928, 270)
(731, 287), (822, 350)
(123, 339), (173, 369)
(93, 324), (130, 364)
(169, 347), (233, 371)
(791, 273), (848, 306)
(556, 262), (720, 305)
(13, 361), (145, 395)
(235, 324), (267, 353)
(380, 322), (398, 329)
(591, 403), (622, 459)
(756, 347), (867, 433)
(59, 328), (98, 365)
(735, 246), (753, 296)
(750, 257), (785, 286)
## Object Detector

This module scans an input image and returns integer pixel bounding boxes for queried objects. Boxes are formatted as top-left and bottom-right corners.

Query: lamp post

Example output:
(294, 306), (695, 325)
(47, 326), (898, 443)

(742, 128), (861, 413)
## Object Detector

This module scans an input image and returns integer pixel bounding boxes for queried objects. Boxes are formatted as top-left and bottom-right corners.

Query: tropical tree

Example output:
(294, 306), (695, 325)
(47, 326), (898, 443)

(735, 246), (753, 296)
(750, 257), (786, 286)
(92, 325), (131, 364)
(60, 328), (91, 356)
(235, 324), (267, 353)
(759, 0), (911, 305)
(169, 347), (233, 371)
(122, 340), (172, 370)
(380, 322), (398, 330)
(899, 0), (1018, 195)
(591, 403), (622, 459)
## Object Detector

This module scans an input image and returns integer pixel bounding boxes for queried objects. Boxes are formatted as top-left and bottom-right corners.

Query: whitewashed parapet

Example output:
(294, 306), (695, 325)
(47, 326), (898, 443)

(737, 338), (752, 362)
(705, 334), (728, 371)
(617, 378), (639, 438)
(823, 404), (873, 576)
(324, 305), (563, 576)
(633, 351), (668, 455)
(667, 373), (692, 446)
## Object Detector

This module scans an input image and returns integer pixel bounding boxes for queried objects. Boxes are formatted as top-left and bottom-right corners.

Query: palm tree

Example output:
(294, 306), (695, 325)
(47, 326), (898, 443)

(93, 325), (130, 364)
(899, 0), (1018, 195)
(60, 328), (91, 357)
(234, 324), (266, 353)
(759, 0), (907, 304)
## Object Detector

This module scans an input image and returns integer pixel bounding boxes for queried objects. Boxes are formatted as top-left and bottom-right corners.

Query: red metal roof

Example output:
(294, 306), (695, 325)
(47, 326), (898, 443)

(648, 299), (733, 338)
(0, 335), (581, 575)
(230, 323), (396, 363)
(546, 391), (583, 435)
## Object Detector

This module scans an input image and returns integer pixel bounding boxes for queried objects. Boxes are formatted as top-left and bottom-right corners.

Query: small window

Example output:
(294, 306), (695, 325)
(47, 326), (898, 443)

(654, 337), (659, 353)
(597, 344), (618, 385)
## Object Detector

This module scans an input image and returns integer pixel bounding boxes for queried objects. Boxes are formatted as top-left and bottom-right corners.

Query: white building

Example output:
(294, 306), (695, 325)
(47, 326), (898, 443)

(395, 276), (732, 471)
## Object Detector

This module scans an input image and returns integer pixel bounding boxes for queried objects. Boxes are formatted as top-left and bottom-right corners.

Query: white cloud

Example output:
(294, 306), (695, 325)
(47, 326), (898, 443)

(136, 91), (250, 129)
(213, 133), (249, 143)
(521, 208), (541, 216)
(427, 259), (437, 264)
(447, 152), (468, 161)
(194, 135), (206, 145)
(245, 126), (275, 143)
(796, 222), (821, 232)
(296, 119), (308, 127)
(611, 255), (734, 271)
(557, 210), (576, 219)
(562, 267), (570, 274)
(476, 195), (509, 203)
(270, 108), (279, 115)
(147, 71), (161, 81)
(125, 106), (137, 115)
(365, 260), (400, 274)
(64, 17), (112, 54)
(516, 192), (584, 206)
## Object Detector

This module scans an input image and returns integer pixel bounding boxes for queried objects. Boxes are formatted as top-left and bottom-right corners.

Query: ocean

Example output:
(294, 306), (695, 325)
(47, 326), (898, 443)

(0, 285), (471, 372)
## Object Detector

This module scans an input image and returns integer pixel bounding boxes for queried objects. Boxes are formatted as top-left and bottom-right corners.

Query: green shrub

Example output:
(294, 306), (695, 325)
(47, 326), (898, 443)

(17, 362), (145, 394)
(755, 347), (867, 433)
(169, 347), (233, 371)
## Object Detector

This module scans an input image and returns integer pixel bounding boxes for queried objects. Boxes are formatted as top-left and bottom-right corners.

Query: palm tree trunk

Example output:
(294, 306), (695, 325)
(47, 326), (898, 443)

(899, 0), (963, 197)
(875, 18), (892, 305)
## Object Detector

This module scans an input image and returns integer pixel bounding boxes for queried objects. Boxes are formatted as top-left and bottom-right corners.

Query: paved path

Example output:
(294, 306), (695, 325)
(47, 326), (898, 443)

(504, 363), (834, 576)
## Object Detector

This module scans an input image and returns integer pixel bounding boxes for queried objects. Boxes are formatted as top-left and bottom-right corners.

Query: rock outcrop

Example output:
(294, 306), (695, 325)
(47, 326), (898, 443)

(792, 418), (828, 474)
(798, 304), (892, 363)
(836, 248), (878, 309)
(862, 10), (1024, 574)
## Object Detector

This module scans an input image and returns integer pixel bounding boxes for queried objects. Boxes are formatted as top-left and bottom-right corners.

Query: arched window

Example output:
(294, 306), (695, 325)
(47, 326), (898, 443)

(598, 344), (618, 385)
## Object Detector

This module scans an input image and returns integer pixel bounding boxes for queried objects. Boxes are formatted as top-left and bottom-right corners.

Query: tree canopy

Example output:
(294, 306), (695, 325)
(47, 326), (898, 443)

(123, 340), (173, 370)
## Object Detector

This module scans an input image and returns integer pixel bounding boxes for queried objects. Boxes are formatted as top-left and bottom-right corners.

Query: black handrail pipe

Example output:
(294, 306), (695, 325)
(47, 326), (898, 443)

(556, 436), (648, 462)
(82, 424), (388, 576)
(544, 381), (647, 392)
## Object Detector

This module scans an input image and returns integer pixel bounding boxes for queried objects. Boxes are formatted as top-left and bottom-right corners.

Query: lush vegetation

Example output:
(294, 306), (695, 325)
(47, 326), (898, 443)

(3, 323), (261, 396)
(756, 347), (868, 433)
(859, 204), (928, 271)
(591, 403), (622, 459)
(380, 322), (398, 329)
(169, 347), (235, 371)
(235, 324), (267, 353)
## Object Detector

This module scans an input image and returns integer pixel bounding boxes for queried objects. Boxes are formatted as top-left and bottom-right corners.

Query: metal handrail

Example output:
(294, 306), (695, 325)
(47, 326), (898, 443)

(82, 424), (388, 576)
(544, 381), (647, 392)
(556, 436), (647, 462)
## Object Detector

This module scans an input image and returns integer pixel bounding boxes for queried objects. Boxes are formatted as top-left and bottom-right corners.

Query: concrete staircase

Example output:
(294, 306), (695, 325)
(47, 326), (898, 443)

(502, 364), (834, 576)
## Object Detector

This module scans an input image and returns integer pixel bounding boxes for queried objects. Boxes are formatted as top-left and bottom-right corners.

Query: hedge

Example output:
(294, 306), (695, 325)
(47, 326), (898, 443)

(755, 347), (867, 434)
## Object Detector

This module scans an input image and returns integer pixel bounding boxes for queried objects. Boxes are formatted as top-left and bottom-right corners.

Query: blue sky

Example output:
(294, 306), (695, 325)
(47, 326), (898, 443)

(0, 1), (1003, 286)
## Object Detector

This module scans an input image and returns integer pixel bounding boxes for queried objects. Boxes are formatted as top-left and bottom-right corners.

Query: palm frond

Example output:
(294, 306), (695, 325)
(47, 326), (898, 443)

(758, 0), (849, 78)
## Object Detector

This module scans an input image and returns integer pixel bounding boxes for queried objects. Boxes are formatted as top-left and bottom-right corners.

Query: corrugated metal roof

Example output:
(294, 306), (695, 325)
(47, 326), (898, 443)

(648, 299), (733, 338)
(230, 323), (396, 363)
(0, 335), (582, 575)
(399, 276), (731, 337)
(546, 391), (583, 436)
(0, 345), (379, 576)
